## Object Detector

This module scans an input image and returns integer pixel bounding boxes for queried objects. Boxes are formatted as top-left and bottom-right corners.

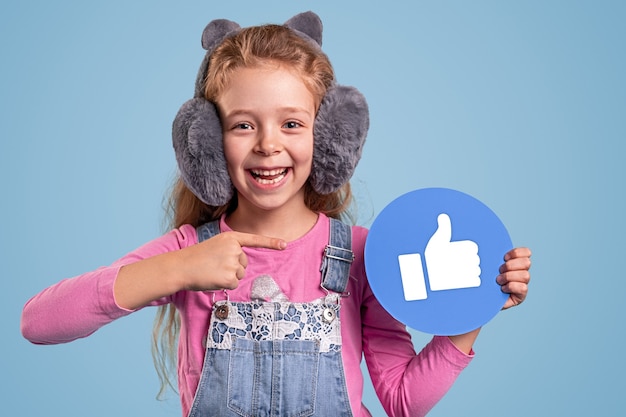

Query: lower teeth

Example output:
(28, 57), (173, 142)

(256, 175), (284, 185)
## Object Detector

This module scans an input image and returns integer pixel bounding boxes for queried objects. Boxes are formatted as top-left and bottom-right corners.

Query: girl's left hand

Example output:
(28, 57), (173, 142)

(497, 247), (532, 310)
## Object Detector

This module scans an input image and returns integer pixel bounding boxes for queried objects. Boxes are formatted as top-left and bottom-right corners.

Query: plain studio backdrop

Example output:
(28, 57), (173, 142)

(2, 1), (624, 416)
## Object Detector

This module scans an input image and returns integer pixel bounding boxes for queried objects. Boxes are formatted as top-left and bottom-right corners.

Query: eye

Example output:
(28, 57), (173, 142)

(283, 121), (302, 129)
(234, 122), (253, 130)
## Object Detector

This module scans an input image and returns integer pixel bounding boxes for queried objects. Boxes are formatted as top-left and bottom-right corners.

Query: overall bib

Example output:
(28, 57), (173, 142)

(188, 219), (355, 417)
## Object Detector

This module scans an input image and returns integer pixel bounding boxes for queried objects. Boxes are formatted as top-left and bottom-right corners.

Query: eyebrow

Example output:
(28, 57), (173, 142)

(222, 107), (314, 119)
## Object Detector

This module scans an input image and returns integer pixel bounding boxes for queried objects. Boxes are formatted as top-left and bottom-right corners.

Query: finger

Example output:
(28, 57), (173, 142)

(229, 231), (287, 250)
(496, 270), (531, 286)
(500, 281), (528, 303)
(504, 247), (532, 261)
(499, 256), (531, 273)
(223, 276), (241, 290)
(502, 295), (524, 310)
(235, 265), (246, 280)
(239, 251), (248, 269)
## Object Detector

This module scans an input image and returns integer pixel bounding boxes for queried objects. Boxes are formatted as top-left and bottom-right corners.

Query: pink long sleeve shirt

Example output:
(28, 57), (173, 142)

(21, 214), (473, 416)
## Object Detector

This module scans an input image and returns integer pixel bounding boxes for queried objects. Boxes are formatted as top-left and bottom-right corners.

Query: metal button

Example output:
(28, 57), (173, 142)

(215, 304), (229, 320)
(322, 307), (336, 324)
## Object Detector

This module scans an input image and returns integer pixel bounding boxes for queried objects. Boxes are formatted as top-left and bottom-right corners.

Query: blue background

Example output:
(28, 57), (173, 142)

(365, 188), (511, 335)
(2, 1), (624, 416)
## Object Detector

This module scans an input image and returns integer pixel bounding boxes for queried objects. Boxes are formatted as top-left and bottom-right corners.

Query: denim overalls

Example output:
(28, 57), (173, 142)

(188, 219), (355, 417)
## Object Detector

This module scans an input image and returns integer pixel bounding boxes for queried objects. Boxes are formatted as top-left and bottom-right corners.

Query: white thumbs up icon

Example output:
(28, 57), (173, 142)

(398, 213), (481, 301)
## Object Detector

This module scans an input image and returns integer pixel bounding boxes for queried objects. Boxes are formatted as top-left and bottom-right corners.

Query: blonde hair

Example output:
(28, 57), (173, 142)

(152, 23), (354, 398)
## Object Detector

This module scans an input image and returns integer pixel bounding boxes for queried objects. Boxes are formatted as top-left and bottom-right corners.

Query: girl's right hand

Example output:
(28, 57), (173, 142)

(176, 231), (286, 292)
(114, 232), (286, 310)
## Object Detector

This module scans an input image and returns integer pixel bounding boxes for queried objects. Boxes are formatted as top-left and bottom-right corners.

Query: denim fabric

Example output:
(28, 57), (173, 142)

(188, 219), (354, 417)
(189, 321), (352, 416)
(320, 219), (354, 294)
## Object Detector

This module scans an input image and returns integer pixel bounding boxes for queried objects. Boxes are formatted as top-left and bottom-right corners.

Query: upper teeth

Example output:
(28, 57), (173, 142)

(252, 169), (286, 176)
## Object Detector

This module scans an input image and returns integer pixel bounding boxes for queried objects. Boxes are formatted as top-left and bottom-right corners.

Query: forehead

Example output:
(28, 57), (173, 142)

(217, 65), (316, 115)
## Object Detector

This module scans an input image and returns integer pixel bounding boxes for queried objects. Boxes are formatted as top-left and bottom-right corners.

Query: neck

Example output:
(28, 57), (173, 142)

(225, 200), (319, 242)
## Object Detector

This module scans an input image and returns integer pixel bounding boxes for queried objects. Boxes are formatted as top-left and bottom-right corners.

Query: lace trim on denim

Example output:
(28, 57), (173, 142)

(207, 296), (342, 353)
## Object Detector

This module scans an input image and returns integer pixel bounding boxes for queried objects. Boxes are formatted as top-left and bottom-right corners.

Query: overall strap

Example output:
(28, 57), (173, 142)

(196, 220), (220, 243)
(320, 218), (354, 294)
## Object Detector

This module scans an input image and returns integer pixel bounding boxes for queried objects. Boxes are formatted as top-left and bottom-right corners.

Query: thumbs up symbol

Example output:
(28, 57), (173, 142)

(398, 213), (481, 301)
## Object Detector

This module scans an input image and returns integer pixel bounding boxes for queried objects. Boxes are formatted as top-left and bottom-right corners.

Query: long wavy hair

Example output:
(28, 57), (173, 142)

(152, 24), (355, 398)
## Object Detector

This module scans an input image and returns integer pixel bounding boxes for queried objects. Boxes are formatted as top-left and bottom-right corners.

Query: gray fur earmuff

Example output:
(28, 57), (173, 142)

(172, 11), (369, 206)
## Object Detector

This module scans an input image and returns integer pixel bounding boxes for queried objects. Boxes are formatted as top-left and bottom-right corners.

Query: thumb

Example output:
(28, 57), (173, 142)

(429, 213), (452, 246)
(230, 231), (287, 250)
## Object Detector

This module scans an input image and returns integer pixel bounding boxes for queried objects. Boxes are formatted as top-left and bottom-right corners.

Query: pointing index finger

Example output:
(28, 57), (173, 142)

(230, 231), (287, 250)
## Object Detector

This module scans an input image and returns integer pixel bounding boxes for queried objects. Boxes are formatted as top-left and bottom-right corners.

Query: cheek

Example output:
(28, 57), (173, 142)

(222, 140), (242, 168)
(292, 145), (314, 177)
(296, 136), (315, 164)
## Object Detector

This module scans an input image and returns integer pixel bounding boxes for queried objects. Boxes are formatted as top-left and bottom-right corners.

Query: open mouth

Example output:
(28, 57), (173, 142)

(249, 168), (288, 185)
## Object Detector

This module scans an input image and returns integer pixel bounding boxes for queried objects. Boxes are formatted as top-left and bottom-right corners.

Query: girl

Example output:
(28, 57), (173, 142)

(21, 12), (531, 417)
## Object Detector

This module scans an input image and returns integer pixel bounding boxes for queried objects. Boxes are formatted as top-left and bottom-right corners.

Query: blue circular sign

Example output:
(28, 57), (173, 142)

(364, 188), (512, 335)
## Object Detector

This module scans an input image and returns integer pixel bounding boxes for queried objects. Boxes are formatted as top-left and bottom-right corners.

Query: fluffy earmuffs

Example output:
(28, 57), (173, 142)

(172, 11), (369, 206)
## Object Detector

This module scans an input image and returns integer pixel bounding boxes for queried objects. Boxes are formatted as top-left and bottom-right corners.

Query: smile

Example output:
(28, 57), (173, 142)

(249, 168), (288, 185)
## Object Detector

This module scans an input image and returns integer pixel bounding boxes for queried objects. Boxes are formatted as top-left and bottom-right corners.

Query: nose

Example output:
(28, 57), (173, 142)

(254, 126), (283, 156)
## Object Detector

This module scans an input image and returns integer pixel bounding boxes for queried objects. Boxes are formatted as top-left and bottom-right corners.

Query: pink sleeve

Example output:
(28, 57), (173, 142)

(362, 288), (474, 416)
(356, 230), (473, 417)
(20, 225), (197, 345)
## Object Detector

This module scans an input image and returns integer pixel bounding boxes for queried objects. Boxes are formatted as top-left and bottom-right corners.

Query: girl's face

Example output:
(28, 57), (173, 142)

(218, 65), (316, 215)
